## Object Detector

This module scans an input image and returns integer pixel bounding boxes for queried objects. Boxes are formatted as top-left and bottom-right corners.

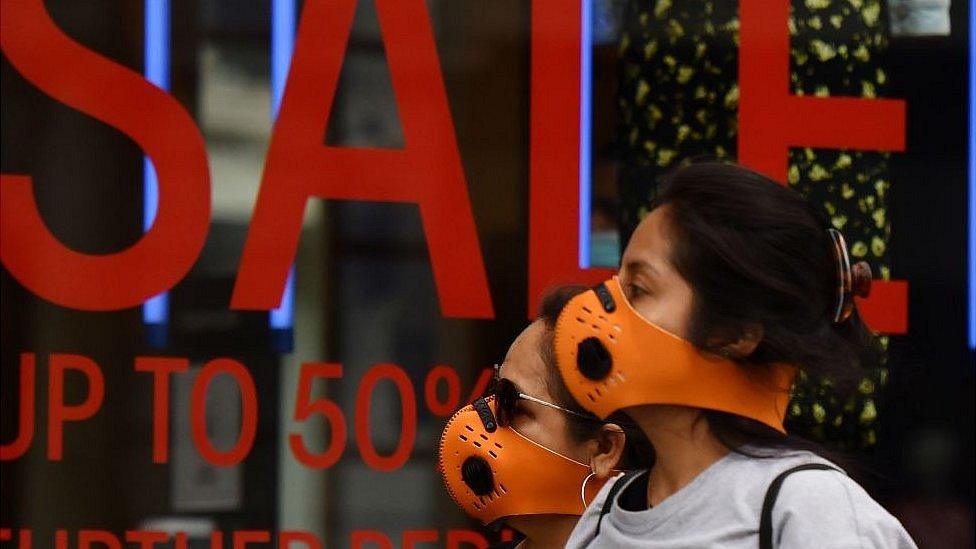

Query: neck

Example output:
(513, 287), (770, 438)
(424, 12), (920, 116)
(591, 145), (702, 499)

(628, 405), (730, 506)
(507, 515), (581, 549)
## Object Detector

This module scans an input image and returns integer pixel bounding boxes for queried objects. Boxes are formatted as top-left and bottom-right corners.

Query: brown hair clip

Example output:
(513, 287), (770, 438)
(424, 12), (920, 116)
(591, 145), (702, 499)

(828, 229), (872, 324)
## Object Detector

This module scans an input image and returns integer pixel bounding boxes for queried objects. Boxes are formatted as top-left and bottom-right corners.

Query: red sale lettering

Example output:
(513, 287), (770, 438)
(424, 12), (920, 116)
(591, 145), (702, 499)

(351, 531), (392, 549)
(856, 280), (908, 335)
(125, 531), (169, 549)
(527, 0), (908, 334)
(527, 0), (614, 319)
(48, 354), (104, 461)
(135, 357), (190, 464)
(0, 528), (29, 549)
(0, 0), (210, 311)
(289, 363), (348, 470)
(79, 530), (121, 549)
(737, 0), (905, 182)
(0, 0), (911, 340)
(2, 356), (510, 468)
(423, 365), (462, 417)
(402, 530), (439, 549)
(465, 367), (494, 406)
(231, 0), (493, 319)
(445, 530), (490, 549)
(355, 364), (417, 472)
(280, 531), (323, 549)
(0, 353), (35, 461)
(737, 0), (908, 333)
(232, 531), (271, 549)
(0, 528), (501, 548)
(190, 359), (258, 467)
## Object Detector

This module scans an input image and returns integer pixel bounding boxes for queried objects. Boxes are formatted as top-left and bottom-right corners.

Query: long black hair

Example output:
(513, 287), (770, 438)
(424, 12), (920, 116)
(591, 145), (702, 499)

(648, 161), (881, 461)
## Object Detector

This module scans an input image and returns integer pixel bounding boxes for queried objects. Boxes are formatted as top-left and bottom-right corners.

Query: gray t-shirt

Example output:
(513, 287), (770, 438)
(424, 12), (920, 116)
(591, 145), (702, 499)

(566, 449), (918, 548)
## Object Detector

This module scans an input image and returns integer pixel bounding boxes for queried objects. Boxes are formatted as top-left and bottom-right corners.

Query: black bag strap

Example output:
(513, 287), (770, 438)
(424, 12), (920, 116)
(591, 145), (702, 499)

(759, 463), (844, 549)
(594, 470), (644, 537)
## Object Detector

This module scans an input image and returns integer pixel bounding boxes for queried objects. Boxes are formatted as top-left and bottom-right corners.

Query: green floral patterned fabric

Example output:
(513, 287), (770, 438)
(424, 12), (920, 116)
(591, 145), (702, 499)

(615, 0), (891, 449)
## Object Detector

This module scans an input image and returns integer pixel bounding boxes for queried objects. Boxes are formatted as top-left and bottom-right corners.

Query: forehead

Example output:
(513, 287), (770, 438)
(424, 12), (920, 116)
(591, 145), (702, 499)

(622, 206), (673, 271)
(497, 321), (551, 399)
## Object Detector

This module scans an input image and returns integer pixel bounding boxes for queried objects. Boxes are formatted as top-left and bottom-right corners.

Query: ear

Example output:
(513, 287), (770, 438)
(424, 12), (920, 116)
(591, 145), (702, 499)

(721, 322), (764, 359)
(586, 424), (627, 479)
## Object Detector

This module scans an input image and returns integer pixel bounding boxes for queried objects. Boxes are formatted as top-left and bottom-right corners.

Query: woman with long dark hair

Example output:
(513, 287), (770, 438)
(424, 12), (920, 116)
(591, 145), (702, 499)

(558, 162), (916, 548)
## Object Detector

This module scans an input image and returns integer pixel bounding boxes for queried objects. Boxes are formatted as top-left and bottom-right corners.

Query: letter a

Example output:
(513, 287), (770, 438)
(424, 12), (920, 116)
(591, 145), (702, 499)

(232, 0), (493, 318)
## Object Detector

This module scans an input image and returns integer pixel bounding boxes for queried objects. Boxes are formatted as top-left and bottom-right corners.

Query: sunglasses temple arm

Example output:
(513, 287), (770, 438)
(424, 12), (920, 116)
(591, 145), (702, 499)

(518, 393), (595, 421)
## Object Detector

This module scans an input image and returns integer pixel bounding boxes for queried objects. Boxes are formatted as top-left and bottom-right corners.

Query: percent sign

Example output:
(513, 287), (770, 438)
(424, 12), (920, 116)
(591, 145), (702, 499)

(423, 364), (494, 417)
(291, 363), (494, 472)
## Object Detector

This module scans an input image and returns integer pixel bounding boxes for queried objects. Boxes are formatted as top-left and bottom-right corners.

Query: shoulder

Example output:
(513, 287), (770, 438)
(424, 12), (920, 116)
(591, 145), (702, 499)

(717, 449), (917, 547)
(773, 467), (918, 548)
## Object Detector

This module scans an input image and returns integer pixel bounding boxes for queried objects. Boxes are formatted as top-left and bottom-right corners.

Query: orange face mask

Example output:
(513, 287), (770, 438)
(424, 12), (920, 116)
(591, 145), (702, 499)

(554, 277), (795, 432)
(438, 396), (609, 525)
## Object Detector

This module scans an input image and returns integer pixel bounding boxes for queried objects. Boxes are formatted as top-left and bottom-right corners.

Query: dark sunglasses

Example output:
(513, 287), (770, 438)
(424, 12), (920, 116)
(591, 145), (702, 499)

(488, 366), (600, 428)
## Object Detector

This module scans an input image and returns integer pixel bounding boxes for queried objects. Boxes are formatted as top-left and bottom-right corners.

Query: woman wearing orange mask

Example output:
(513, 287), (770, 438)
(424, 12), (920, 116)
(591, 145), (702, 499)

(555, 162), (917, 548)
(439, 287), (651, 548)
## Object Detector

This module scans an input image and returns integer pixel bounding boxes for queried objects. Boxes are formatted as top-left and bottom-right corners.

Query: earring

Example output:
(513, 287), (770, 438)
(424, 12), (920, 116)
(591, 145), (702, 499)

(581, 470), (597, 508)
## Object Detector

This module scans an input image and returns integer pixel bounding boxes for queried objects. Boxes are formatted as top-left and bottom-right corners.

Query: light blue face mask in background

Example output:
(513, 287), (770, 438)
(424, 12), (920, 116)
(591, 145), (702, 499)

(589, 229), (621, 268)
(888, 0), (951, 36)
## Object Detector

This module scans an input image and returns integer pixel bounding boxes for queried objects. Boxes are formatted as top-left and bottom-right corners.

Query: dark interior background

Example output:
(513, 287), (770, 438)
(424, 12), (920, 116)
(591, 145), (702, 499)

(1, 0), (973, 547)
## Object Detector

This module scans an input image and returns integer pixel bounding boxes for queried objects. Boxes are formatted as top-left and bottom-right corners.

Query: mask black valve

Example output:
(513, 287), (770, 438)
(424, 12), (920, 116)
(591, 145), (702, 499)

(461, 456), (495, 496)
(577, 337), (612, 380)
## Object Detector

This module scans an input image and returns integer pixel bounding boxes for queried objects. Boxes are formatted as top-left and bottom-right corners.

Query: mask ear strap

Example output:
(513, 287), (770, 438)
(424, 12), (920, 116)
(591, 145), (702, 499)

(581, 471), (597, 509)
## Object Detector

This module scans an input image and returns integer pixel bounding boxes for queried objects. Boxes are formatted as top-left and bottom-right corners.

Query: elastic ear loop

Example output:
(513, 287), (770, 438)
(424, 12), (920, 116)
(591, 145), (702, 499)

(581, 471), (597, 509)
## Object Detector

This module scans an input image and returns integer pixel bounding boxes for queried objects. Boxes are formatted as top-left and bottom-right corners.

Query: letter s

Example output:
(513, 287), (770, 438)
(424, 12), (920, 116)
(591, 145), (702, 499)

(1, 0), (210, 310)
